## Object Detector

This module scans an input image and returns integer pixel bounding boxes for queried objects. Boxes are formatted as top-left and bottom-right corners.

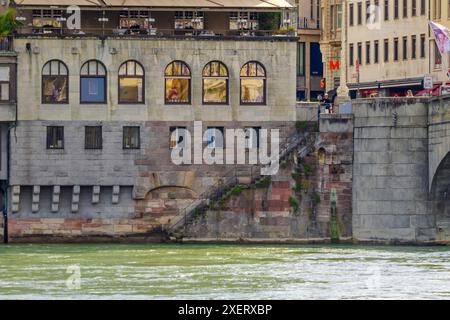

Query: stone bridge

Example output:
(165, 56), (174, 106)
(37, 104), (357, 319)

(353, 96), (450, 244)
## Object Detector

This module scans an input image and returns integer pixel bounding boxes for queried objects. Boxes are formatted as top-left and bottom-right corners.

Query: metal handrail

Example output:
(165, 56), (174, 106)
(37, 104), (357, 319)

(166, 128), (317, 234)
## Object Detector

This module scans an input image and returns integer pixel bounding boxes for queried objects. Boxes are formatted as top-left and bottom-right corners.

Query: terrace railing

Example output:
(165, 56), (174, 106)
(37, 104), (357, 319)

(14, 27), (297, 40)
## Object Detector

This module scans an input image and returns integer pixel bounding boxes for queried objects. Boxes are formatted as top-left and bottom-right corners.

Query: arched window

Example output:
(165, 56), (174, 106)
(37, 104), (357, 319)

(240, 61), (266, 105)
(80, 60), (107, 104)
(118, 60), (144, 104)
(164, 61), (191, 104)
(202, 61), (229, 105)
(42, 60), (69, 104)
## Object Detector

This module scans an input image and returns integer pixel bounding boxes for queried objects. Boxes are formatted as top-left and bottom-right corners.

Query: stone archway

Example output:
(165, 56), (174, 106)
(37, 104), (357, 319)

(430, 151), (450, 243)
(132, 171), (199, 227)
(134, 186), (199, 226)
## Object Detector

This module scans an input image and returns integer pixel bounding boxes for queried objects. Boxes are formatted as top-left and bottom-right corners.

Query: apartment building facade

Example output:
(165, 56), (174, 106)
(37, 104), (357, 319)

(345, 0), (430, 97)
(1, 0), (299, 241)
(320, 0), (344, 95)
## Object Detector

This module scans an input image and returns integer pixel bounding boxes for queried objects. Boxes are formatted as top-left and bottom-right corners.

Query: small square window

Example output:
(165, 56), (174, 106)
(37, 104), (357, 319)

(123, 126), (140, 149)
(170, 127), (187, 149)
(245, 127), (261, 149)
(47, 126), (64, 149)
(85, 126), (102, 149)
(206, 127), (224, 149)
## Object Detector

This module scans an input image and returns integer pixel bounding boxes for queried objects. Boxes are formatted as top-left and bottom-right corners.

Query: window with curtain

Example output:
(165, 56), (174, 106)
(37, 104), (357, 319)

(80, 60), (106, 103)
(165, 61), (191, 104)
(240, 61), (266, 105)
(202, 61), (229, 105)
(118, 60), (144, 104)
(42, 60), (68, 104)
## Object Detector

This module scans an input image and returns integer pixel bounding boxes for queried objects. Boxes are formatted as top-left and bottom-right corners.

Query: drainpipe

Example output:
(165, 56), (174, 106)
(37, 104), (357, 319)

(3, 59), (18, 244)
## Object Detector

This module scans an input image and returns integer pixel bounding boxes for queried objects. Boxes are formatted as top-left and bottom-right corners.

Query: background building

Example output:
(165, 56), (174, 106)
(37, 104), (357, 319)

(345, 0), (429, 97)
(290, 0), (324, 101)
(320, 0), (343, 95)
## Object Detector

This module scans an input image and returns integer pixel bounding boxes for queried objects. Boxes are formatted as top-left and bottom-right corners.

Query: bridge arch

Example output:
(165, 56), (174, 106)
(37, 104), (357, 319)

(430, 150), (450, 242)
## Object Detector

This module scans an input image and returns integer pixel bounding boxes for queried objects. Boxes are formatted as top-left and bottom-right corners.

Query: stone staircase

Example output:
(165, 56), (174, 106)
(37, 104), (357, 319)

(164, 130), (317, 239)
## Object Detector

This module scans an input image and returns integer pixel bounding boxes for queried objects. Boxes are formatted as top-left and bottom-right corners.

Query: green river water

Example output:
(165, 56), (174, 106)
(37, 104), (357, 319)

(0, 244), (449, 300)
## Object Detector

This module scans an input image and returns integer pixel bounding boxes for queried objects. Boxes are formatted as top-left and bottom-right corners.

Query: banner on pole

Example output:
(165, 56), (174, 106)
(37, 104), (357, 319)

(429, 20), (450, 55)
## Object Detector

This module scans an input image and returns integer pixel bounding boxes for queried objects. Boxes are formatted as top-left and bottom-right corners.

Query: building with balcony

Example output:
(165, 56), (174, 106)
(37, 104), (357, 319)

(290, 0), (324, 101)
(2, 0), (301, 241)
(319, 0), (342, 94)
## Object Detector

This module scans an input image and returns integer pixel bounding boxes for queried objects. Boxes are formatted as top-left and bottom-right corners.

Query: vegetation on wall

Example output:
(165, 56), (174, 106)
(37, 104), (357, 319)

(0, 9), (22, 39)
(258, 12), (281, 31)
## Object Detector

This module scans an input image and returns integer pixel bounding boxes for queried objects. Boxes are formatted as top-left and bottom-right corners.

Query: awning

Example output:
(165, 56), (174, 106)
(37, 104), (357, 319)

(14, 0), (103, 6)
(14, 0), (293, 8)
(102, 0), (293, 8)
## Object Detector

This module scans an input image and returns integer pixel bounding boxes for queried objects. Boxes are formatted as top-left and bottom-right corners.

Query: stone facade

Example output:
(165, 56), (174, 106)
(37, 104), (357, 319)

(182, 115), (354, 242)
(352, 98), (432, 243)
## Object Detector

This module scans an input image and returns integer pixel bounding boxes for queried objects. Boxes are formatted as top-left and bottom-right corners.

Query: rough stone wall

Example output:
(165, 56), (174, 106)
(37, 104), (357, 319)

(182, 117), (354, 242)
(8, 120), (297, 242)
(352, 98), (432, 243)
(316, 115), (354, 240)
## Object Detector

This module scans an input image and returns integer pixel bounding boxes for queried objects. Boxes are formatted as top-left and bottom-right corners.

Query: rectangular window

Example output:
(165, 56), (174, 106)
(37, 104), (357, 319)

(349, 3), (354, 26)
(81, 77), (106, 103)
(434, 42), (442, 68)
(337, 4), (342, 29)
(245, 127), (261, 149)
(297, 42), (305, 76)
(42, 76), (68, 104)
(170, 127), (187, 149)
(374, 40), (379, 63)
(366, 41), (371, 64)
(403, 0), (408, 17)
(384, 0), (389, 20)
(203, 79), (227, 104)
(420, 34), (426, 57)
(241, 79), (265, 104)
(366, 0), (371, 21)
(206, 127), (224, 149)
(394, 38), (399, 61)
(411, 35), (416, 59)
(357, 2), (362, 24)
(119, 78), (143, 103)
(47, 126), (64, 149)
(85, 126), (102, 149)
(394, 0), (399, 18)
(402, 36), (408, 60)
(0, 66), (10, 102)
(165, 78), (190, 104)
(421, 0), (425, 14)
(412, 0), (416, 15)
(357, 42), (362, 64)
(123, 126), (140, 149)
(349, 44), (354, 66)
(384, 39), (389, 62)
(437, 0), (442, 19)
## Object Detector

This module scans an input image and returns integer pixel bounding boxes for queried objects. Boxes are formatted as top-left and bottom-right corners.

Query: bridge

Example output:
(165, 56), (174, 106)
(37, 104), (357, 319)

(353, 96), (450, 244)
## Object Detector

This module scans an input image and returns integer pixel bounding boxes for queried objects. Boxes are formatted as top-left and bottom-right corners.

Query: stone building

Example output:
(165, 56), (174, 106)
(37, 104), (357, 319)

(0, 0), (303, 242)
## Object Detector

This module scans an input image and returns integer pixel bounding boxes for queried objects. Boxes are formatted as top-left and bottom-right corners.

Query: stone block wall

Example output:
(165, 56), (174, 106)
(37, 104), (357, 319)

(7, 120), (297, 242)
(182, 118), (355, 242)
(352, 98), (432, 243)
